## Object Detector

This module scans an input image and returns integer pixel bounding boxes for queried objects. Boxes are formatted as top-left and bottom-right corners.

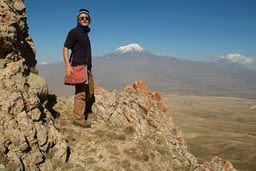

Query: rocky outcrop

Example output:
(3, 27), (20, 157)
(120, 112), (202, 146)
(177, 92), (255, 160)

(0, 0), (68, 170)
(52, 81), (197, 170)
(0, 0), (37, 73)
(53, 81), (236, 171)
(195, 156), (236, 171)
(92, 81), (198, 170)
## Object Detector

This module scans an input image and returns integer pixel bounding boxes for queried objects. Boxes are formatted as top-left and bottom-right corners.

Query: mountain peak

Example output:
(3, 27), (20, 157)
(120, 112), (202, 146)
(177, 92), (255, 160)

(114, 43), (144, 54)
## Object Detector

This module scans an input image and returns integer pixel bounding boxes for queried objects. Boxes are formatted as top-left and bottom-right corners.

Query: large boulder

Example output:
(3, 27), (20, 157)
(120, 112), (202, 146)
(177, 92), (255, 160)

(27, 72), (48, 103)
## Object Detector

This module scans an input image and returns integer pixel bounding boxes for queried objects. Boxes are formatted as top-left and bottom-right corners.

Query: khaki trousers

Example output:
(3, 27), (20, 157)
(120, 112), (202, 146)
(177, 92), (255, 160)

(73, 70), (94, 121)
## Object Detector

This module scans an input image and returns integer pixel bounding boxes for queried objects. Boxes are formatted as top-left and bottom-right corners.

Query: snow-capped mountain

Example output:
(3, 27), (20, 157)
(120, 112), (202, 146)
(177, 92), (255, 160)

(114, 43), (145, 54)
(38, 43), (256, 98)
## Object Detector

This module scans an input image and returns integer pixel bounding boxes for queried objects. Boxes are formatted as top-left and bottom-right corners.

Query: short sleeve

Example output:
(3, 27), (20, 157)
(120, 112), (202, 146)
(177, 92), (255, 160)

(64, 29), (76, 49)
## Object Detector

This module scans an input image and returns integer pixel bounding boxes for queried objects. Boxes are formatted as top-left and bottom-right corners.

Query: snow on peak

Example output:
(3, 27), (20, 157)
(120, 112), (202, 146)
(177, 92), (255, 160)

(115, 43), (144, 53)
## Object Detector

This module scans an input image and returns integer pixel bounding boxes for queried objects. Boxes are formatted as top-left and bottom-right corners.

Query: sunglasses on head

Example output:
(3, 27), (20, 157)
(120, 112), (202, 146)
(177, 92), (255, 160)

(79, 16), (89, 21)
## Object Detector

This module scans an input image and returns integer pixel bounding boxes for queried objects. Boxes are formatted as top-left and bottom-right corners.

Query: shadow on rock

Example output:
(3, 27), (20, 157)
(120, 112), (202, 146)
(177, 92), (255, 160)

(46, 94), (60, 119)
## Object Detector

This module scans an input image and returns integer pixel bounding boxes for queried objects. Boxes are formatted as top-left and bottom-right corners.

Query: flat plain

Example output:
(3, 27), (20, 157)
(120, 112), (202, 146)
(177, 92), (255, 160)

(163, 94), (256, 171)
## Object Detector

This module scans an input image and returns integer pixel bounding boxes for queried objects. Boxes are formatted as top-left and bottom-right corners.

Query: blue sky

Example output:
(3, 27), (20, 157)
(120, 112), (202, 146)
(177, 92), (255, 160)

(24, 0), (256, 64)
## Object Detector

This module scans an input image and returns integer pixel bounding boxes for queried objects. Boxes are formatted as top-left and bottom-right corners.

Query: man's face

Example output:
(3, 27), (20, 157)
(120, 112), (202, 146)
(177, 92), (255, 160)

(78, 13), (90, 26)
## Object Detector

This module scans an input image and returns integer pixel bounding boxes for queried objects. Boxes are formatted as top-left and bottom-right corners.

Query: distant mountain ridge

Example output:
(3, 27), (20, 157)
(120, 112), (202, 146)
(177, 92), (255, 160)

(38, 44), (256, 98)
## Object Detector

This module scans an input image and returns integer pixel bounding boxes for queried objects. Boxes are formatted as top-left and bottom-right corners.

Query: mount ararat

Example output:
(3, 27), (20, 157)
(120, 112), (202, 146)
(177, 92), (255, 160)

(38, 44), (256, 98)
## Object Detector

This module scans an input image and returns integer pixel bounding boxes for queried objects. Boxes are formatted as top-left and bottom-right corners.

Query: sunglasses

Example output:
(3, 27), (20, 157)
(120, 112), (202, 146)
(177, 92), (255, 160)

(79, 16), (89, 21)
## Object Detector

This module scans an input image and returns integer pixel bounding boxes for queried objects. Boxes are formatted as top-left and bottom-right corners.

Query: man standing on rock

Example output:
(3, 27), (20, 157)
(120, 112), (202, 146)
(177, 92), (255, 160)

(63, 9), (94, 128)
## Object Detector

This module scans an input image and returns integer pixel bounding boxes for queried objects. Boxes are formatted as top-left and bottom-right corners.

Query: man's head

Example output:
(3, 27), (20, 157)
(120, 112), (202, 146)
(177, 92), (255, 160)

(77, 9), (91, 25)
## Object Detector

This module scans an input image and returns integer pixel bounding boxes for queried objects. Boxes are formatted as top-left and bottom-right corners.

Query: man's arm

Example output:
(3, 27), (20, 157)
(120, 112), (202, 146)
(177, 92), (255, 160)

(63, 47), (72, 76)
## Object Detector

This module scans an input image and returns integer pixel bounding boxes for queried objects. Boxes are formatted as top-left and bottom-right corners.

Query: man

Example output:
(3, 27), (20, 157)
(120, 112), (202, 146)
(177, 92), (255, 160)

(63, 9), (94, 128)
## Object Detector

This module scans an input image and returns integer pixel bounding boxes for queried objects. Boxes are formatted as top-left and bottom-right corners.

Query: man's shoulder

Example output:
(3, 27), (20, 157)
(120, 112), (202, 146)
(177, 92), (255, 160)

(69, 27), (79, 33)
(68, 27), (83, 35)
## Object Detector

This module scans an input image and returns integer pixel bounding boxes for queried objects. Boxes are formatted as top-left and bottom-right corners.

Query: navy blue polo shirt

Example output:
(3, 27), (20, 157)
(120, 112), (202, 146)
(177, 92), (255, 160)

(64, 27), (91, 67)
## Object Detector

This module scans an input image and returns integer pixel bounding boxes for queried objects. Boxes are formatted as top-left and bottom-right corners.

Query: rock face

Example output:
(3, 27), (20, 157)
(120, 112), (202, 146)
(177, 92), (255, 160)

(0, 0), (68, 170)
(0, 0), (37, 73)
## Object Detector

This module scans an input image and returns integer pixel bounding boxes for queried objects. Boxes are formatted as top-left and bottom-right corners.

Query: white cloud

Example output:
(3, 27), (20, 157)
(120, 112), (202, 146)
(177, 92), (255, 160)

(219, 53), (255, 64)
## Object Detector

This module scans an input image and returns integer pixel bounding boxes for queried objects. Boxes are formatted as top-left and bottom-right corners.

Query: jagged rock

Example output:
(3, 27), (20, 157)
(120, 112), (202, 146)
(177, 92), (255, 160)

(52, 81), (195, 170)
(52, 80), (237, 171)
(194, 156), (236, 171)
(92, 80), (198, 170)
(0, 0), (68, 170)
(0, 0), (36, 73)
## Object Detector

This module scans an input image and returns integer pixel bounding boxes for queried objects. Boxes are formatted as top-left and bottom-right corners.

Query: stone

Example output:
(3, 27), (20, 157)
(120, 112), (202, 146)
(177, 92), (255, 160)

(0, 0), (68, 170)
(31, 108), (42, 121)
(27, 72), (48, 103)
